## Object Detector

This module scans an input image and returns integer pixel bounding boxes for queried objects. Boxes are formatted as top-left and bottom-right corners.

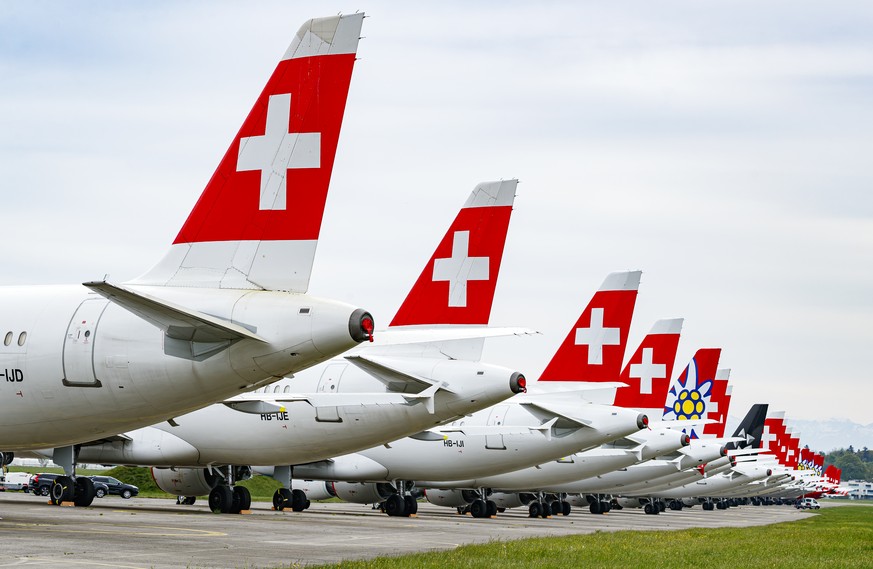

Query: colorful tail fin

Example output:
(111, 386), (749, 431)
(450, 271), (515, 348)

(538, 271), (641, 383)
(389, 180), (517, 327)
(132, 14), (364, 292)
(661, 348), (721, 438)
(614, 318), (683, 413)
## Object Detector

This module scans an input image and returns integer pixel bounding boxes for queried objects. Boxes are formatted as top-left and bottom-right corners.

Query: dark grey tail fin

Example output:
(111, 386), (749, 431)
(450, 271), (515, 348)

(727, 404), (768, 450)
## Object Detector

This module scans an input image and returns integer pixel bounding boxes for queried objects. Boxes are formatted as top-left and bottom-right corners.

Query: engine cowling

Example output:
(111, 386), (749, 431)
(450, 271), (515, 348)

(294, 479), (335, 502)
(151, 467), (219, 496)
(489, 492), (535, 509)
(424, 488), (481, 508)
(331, 482), (395, 504)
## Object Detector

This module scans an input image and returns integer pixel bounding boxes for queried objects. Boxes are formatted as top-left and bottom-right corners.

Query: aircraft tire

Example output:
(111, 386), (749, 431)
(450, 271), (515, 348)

(486, 500), (498, 517)
(470, 499), (487, 519)
(528, 502), (541, 518)
(50, 476), (74, 505)
(385, 494), (406, 517)
(291, 489), (309, 512)
(208, 485), (233, 514)
(73, 477), (96, 507)
(273, 488), (292, 511)
(561, 501), (571, 516)
(404, 495), (418, 516)
(590, 501), (602, 515)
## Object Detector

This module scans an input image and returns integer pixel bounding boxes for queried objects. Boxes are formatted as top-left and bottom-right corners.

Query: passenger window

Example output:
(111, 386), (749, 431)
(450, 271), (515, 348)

(17, 332), (26, 346)
(273, 385), (281, 394)
(3, 332), (11, 346)
(283, 385), (291, 394)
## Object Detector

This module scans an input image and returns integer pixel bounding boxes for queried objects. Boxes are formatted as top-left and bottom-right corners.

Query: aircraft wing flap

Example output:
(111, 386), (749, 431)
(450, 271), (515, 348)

(84, 281), (265, 343)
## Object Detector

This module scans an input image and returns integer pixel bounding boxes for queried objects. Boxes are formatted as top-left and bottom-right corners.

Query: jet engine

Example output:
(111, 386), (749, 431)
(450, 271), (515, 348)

(151, 467), (219, 496)
(331, 482), (395, 504)
(489, 492), (536, 509)
(423, 489), (481, 508)
(295, 479), (335, 501)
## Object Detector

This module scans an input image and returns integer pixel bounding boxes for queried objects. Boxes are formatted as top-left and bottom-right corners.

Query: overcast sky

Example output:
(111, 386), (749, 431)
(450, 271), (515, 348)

(2, 1), (871, 430)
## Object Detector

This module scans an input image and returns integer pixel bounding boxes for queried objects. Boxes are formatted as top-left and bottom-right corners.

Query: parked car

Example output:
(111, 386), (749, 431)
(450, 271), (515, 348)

(796, 497), (821, 510)
(0, 472), (32, 492)
(88, 475), (139, 499)
(29, 473), (59, 496)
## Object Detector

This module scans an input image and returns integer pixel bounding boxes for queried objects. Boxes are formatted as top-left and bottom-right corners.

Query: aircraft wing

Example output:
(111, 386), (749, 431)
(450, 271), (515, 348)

(84, 281), (266, 343)
(517, 401), (593, 428)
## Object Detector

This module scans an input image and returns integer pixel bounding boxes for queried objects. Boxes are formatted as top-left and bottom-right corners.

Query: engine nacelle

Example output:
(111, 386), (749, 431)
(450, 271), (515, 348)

(151, 467), (219, 497)
(614, 497), (646, 509)
(294, 479), (335, 502)
(489, 492), (535, 509)
(424, 488), (481, 508)
(331, 482), (395, 504)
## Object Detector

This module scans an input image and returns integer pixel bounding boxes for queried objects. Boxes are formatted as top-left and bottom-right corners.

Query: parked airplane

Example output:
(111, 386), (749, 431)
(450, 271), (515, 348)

(288, 272), (648, 517)
(0, 14), (374, 506)
(56, 180), (531, 513)
(425, 318), (688, 516)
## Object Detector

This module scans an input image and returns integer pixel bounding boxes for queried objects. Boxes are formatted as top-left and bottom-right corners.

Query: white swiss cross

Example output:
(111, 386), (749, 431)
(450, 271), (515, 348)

(236, 93), (320, 211)
(574, 307), (621, 365)
(629, 347), (666, 394)
(761, 426), (778, 450)
(432, 231), (489, 307)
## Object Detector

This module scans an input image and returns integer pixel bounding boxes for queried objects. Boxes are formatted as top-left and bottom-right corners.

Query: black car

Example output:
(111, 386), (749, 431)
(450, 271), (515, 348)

(29, 473), (109, 498)
(88, 475), (139, 499)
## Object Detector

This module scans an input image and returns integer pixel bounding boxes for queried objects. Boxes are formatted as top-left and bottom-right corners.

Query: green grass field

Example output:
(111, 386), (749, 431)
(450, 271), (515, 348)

(300, 505), (873, 569)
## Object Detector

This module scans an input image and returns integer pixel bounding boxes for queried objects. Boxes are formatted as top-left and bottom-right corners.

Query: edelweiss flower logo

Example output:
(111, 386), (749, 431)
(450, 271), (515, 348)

(662, 357), (713, 438)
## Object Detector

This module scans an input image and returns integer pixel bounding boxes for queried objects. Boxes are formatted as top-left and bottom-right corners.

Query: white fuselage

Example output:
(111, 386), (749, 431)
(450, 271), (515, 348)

(67, 357), (522, 466)
(293, 397), (645, 484)
(438, 427), (689, 492)
(0, 284), (362, 450)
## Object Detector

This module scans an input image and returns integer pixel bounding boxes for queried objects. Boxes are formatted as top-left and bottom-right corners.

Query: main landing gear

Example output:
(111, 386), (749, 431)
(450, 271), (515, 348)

(528, 492), (571, 518)
(381, 481), (418, 517)
(273, 488), (310, 512)
(204, 466), (253, 514)
(46, 446), (96, 507)
(586, 494), (611, 515)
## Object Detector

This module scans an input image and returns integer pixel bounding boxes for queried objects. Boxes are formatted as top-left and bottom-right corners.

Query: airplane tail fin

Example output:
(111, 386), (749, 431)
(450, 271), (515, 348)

(702, 368), (733, 438)
(538, 271), (641, 383)
(614, 318), (683, 412)
(660, 348), (721, 438)
(131, 14), (365, 292)
(389, 180), (517, 327)
(725, 403), (768, 451)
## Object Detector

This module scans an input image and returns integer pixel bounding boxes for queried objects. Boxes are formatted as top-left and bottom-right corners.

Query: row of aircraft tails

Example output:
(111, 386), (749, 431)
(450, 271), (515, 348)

(1, 13), (844, 517)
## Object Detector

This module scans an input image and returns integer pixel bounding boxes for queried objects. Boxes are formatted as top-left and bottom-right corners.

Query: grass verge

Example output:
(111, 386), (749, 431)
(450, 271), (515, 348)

(300, 505), (873, 569)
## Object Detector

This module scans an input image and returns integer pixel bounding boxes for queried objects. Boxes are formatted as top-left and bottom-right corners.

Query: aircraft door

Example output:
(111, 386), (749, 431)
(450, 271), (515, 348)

(485, 405), (510, 450)
(315, 363), (346, 422)
(63, 298), (109, 387)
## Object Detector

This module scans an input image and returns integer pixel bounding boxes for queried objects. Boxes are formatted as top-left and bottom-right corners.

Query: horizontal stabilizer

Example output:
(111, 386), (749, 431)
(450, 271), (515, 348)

(84, 281), (265, 343)
(647, 418), (715, 430)
(345, 355), (457, 395)
(375, 326), (539, 346)
(518, 401), (593, 428)
(224, 391), (426, 413)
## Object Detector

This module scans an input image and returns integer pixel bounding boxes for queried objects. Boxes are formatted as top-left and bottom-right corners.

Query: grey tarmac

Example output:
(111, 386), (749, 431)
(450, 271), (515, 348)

(0, 492), (816, 569)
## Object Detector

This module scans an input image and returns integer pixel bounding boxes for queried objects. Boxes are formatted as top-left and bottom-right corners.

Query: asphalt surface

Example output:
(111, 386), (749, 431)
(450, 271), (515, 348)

(0, 492), (816, 568)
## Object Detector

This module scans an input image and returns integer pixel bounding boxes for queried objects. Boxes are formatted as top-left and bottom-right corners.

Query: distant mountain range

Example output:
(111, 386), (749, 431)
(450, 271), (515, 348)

(724, 416), (873, 453)
(788, 418), (873, 453)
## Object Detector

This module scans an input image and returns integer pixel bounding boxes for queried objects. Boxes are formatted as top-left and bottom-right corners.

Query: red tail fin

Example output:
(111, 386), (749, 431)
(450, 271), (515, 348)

(389, 180), (517, 327)
(133, 14), (364, 291)
(702, 368), (732, 438)
(538, 271), (640, 382)
(614, 318), (682, 411)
